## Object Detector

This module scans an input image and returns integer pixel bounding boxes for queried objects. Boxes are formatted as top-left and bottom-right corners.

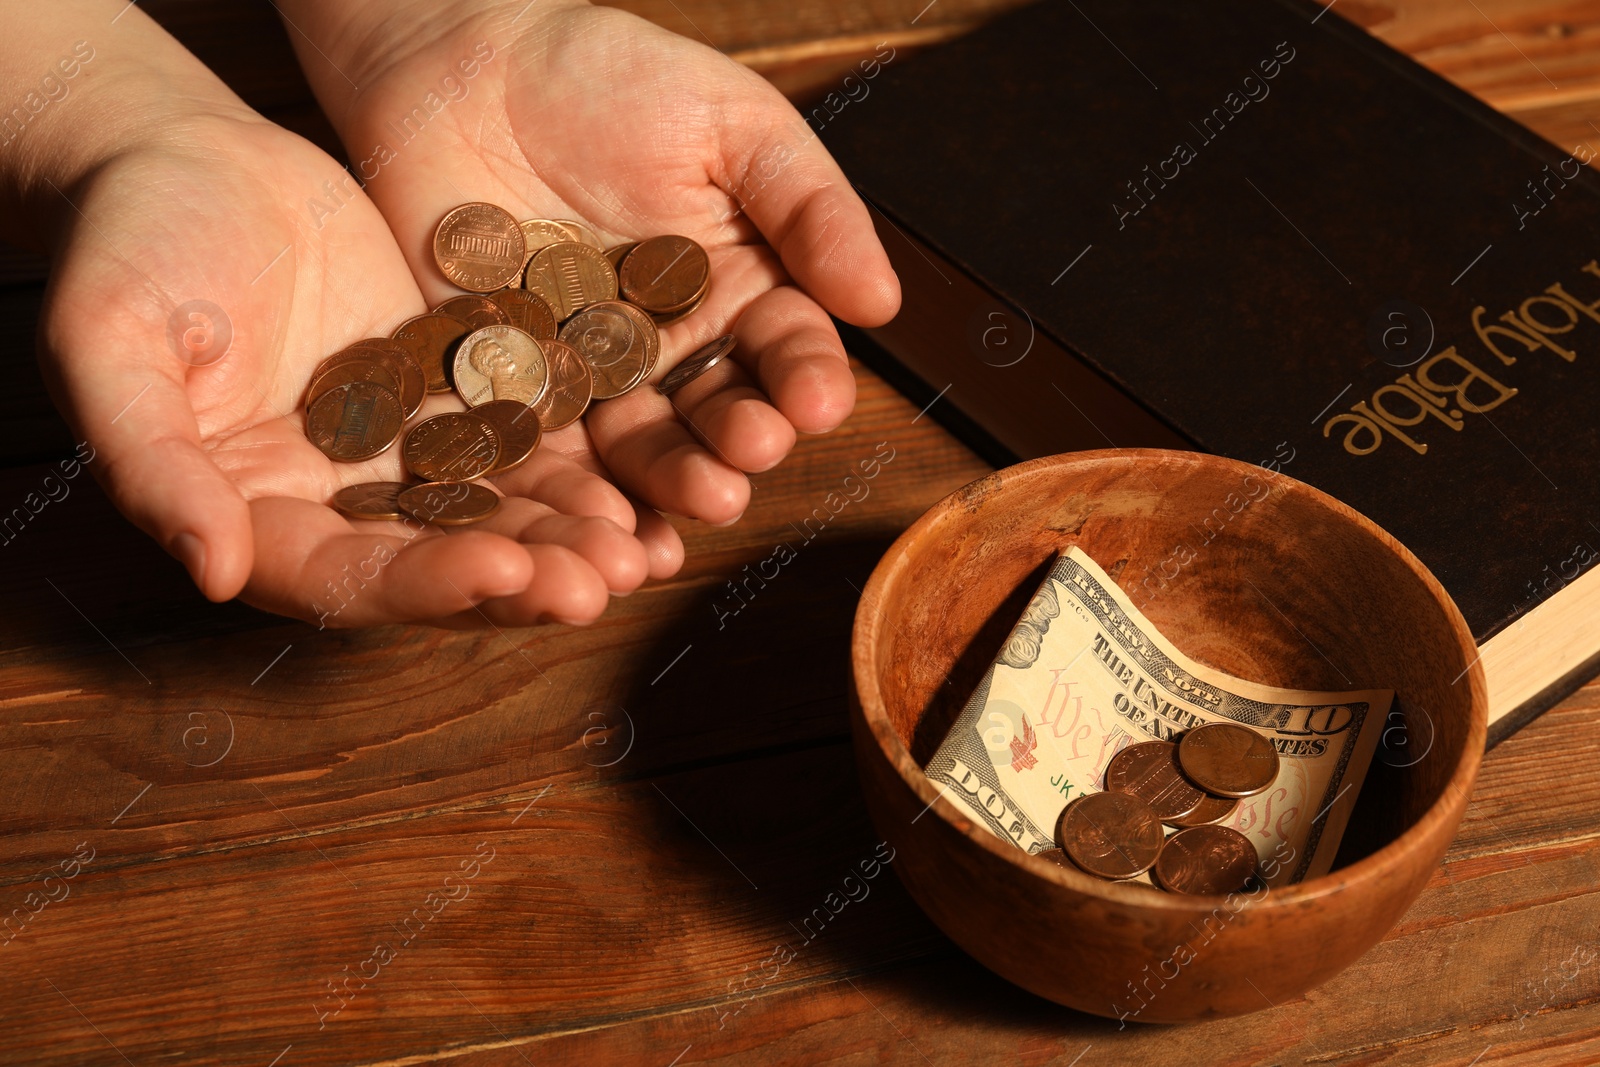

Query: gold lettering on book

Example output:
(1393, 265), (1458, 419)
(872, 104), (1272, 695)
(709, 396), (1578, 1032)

(1325, 258), (1594, 455)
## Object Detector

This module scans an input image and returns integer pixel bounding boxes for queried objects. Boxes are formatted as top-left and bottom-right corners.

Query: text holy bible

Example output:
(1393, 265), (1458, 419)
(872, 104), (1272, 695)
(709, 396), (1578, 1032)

(821, 0), (1600, 744)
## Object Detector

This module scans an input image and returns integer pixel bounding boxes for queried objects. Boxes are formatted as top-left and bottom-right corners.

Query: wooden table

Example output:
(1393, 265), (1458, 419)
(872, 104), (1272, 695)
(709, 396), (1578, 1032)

(3, 2), (1599, 1064)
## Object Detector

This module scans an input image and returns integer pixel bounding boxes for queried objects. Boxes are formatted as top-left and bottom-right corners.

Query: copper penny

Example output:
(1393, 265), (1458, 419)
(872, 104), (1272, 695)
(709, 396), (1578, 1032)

(305, 356), (403, 411)
(433, 202), (525, 292)
(452, 326), (548, 407)
(1032, 847), (1073, 870)
(342, 339), (427, 418)
(613, 301), (662, 378)
(554, 218), (604, 248)
(342, 337), (419, 365)
(312, 345), (424, 419)
(434, 294), (509, 331)
(392, 313), (472, 394)
(331, 481), (409, 521)
(1105, 741), (1206, 822)
(524, 241), (617, 320)
(1057, 791), (1165, 880)
(559, 301), (650, 399)
(619, 235), (710, 314)
(604, 242), (640, 271)
(474, 399), (543, 474)
(402, 412), (501, 481)
(1152, 825), (1260, 895)
(1164, 794), (1240, 829)
(649, 286), (708, 326)
(529, 339), (594, 430)
(487, 288), (558, 340)
(397, 481), (502, 527)
(307, 381), (403, 462)
(520, 218), (574, 258)
(1177, 723), (1281, 799)
(657, 334), (736, 395)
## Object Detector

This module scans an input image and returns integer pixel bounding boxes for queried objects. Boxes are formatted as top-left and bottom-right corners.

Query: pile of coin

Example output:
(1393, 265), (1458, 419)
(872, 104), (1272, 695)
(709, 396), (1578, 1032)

(302, 202), (735, 527)
(1044, 722), (1281, 895)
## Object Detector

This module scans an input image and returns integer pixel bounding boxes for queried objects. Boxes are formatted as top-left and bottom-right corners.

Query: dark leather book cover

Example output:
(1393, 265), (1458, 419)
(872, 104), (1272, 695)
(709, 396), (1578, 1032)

(821, 0), (1600, 744)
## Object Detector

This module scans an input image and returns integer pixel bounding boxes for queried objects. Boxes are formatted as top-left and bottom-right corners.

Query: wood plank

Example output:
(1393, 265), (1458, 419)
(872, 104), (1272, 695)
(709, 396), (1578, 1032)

(0, 363), (989, 883)
(8, 731), (1600, 1066)
(361, 843), (1600, 1066)
(1365, 0), (1600, 111)
(1502, 97), (1600, 154)
(0, 745), (946, 1067)
(435, 954), (1600, 1067)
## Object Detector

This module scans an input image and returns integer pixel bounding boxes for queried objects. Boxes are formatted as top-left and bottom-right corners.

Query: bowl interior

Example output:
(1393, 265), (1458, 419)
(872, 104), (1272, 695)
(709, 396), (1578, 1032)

(869, 449), (1480, 876)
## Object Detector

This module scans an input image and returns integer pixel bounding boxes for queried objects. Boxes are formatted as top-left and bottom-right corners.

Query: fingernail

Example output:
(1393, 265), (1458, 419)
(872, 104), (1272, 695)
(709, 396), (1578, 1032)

(711, 512), (746, 528)
(171, 532), (206, 589)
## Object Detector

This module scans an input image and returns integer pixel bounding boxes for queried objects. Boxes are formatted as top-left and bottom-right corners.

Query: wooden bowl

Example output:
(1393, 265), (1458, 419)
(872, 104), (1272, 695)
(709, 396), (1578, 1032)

(849, 449), (1485, 1022)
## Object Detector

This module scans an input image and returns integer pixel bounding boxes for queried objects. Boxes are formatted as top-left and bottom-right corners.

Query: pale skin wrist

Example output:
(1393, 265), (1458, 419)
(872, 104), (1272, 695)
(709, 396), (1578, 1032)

(0, 2), (265, 251)
(274, 0), (592, 119)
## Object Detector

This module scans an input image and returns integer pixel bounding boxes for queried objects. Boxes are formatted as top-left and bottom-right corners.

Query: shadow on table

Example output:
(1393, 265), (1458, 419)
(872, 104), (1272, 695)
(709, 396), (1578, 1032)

(0, 464), (270, 670)
(609, 533), (1116, 1034)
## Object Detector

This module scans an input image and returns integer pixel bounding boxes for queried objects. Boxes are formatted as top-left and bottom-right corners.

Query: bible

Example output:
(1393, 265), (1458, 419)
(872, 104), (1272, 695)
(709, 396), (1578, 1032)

(822, 0), (1600, 744)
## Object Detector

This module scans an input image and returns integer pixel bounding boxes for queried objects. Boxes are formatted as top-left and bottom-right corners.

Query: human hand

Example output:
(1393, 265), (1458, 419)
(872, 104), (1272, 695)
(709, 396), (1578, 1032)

(276, 0), (901, 528)
(28, 6), (656, 626)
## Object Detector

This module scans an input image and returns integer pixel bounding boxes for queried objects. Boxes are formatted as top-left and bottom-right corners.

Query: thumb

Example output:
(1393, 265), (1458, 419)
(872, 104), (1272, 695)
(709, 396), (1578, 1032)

(718, 74), (901, 328)
(64, 371), (254, 602)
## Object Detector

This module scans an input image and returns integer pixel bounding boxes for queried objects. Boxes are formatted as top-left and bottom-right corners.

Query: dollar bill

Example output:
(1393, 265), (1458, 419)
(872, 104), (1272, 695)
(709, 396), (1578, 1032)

(925, 547), (1391, 886)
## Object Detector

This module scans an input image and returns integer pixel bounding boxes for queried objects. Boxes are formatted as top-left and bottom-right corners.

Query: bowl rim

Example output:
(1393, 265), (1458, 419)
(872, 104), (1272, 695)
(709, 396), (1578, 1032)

(851, 447), (1488, 910)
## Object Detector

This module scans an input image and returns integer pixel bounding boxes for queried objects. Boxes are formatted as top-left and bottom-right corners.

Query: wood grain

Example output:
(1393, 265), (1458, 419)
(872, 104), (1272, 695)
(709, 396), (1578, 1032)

(1, 0), (1598, 1064)
(1, 747), (951, 1067)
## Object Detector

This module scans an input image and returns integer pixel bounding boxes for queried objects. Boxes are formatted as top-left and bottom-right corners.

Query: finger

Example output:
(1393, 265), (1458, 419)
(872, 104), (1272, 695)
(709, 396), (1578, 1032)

(243, 496), (533, 626)
(718, 78), (901, 327)
(651, 283), (854, 469)
(470, 496), (649, 595)
(583, 391), (751, 524)
(632, 502), (685, 579)
(536, 419), (601, 462)
(641, 249), (850, 457)
(65, 372), (254, 602)
(476, 543), (613, 627)
(489, 447), (638, 534)
(726, 285), (856, 435)
(513, 432), (684, 572)
(666, 364), (795, 474)
(577, 248), (802, 477)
